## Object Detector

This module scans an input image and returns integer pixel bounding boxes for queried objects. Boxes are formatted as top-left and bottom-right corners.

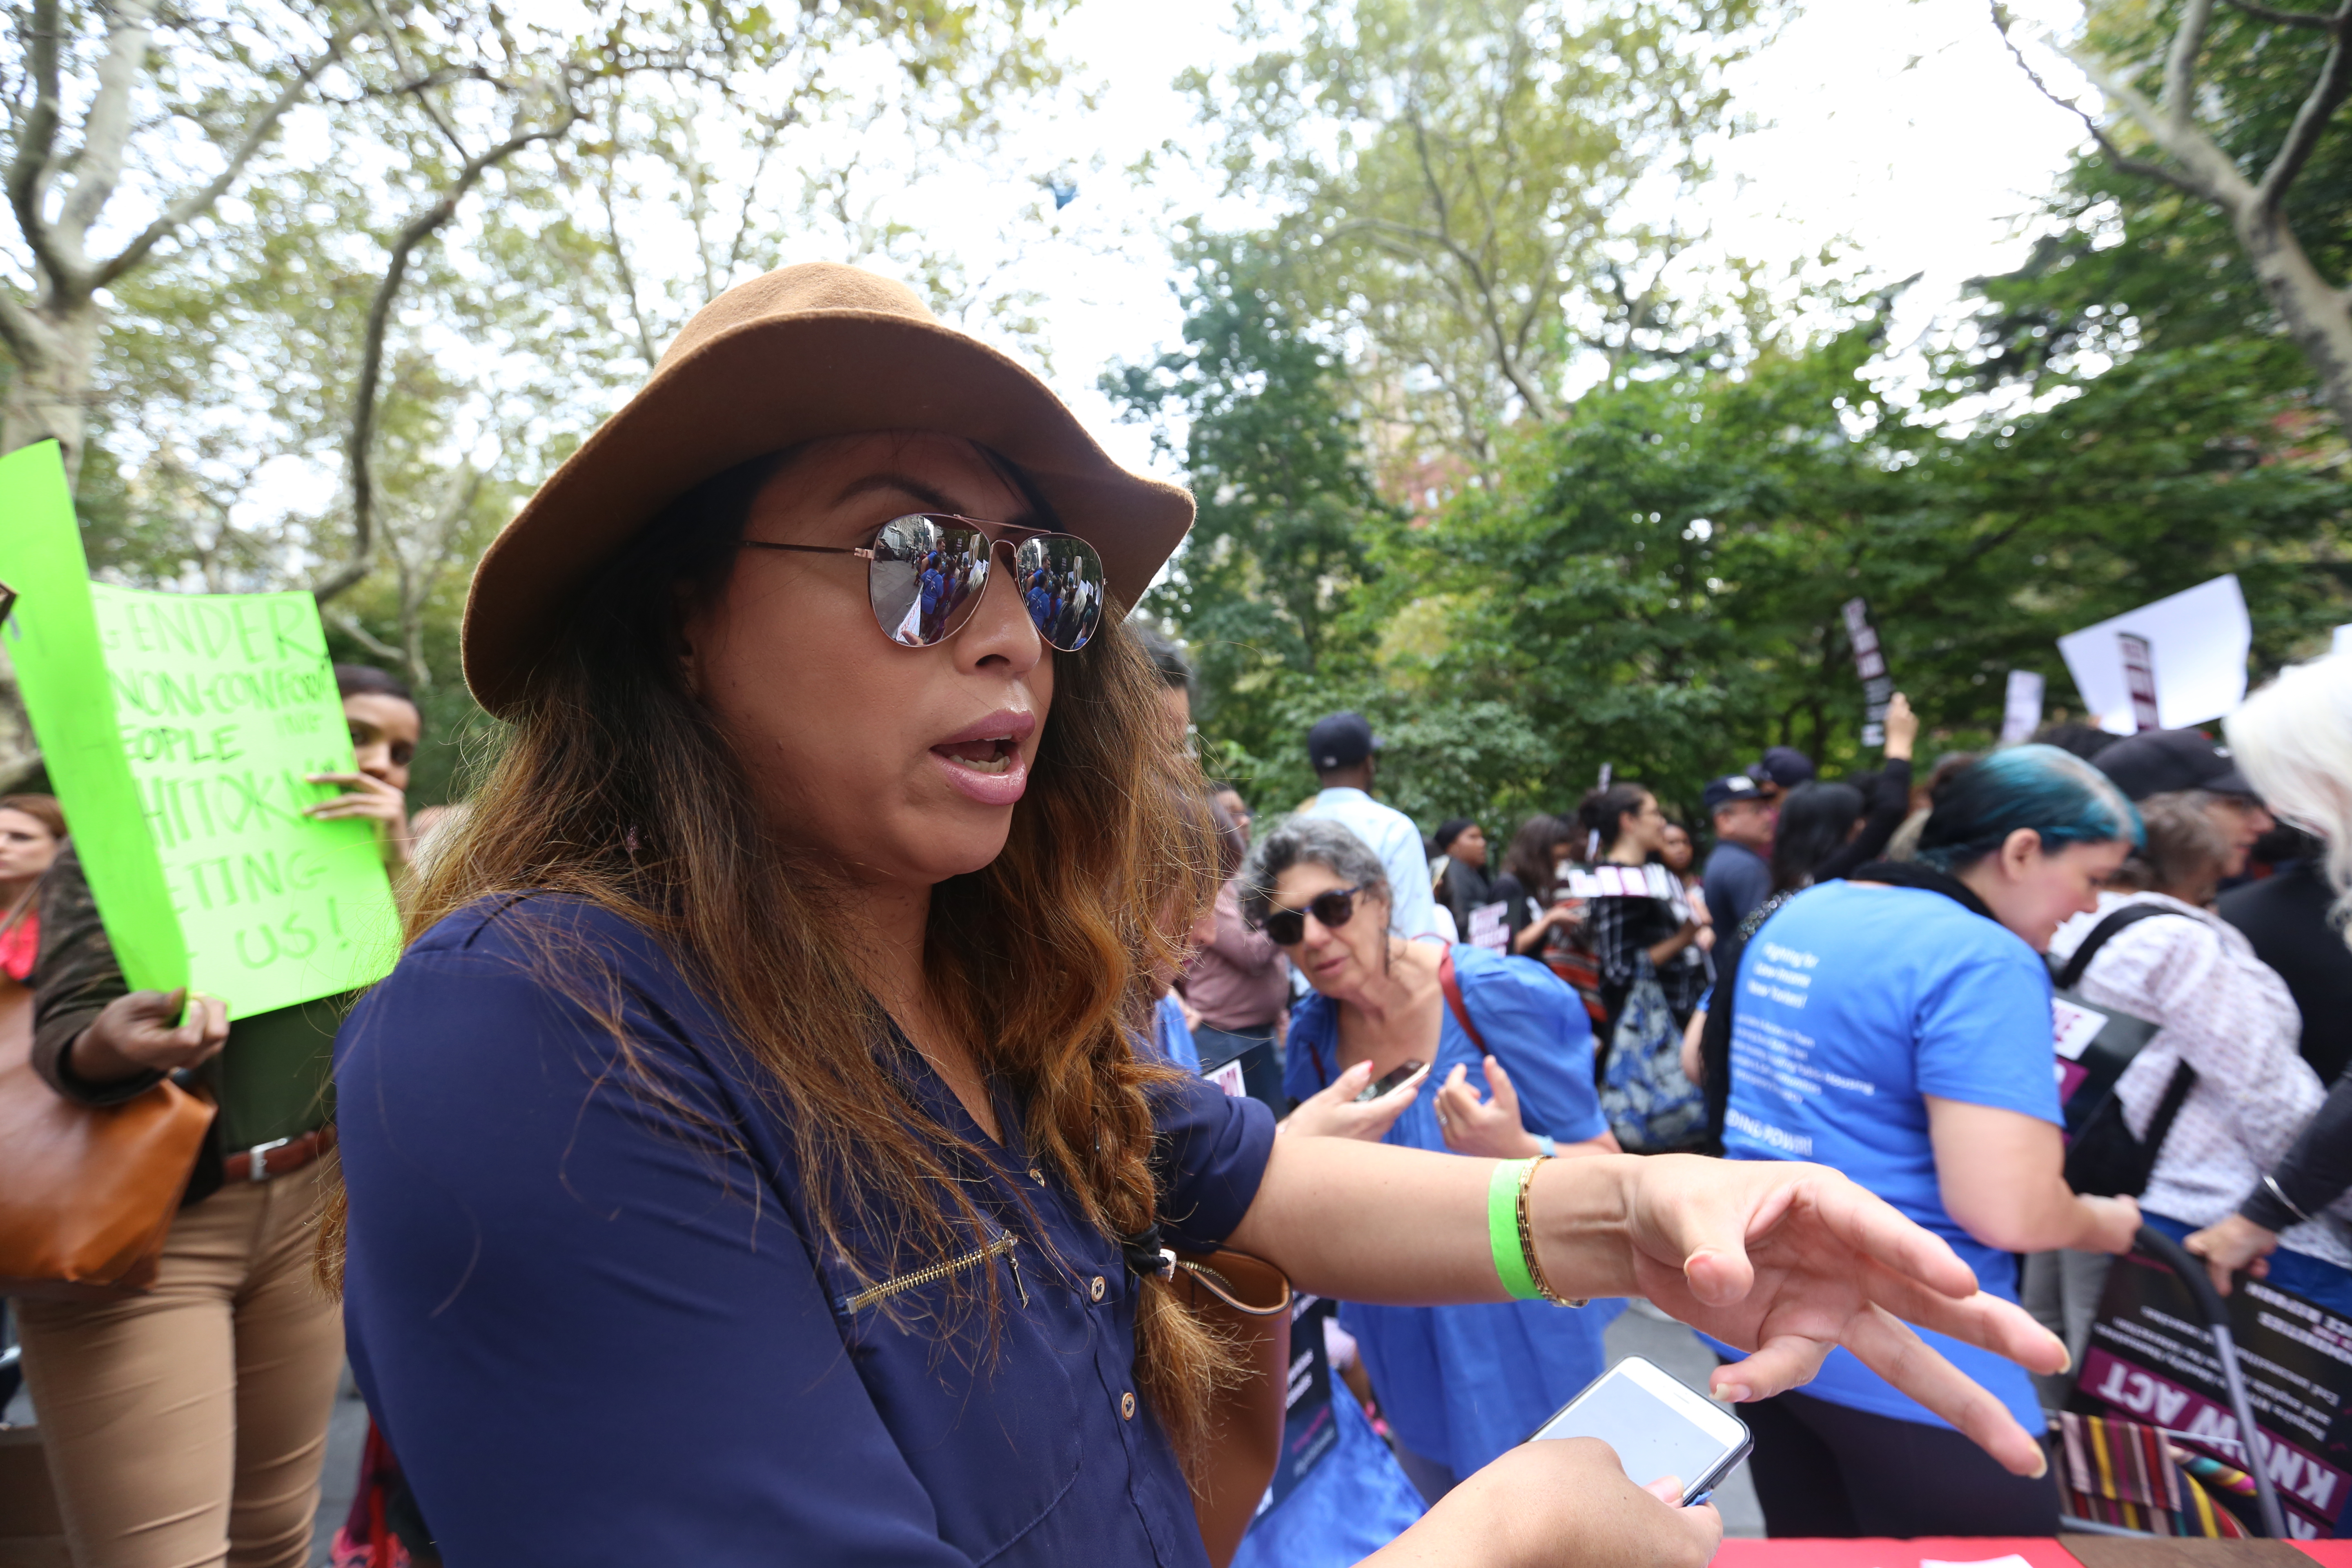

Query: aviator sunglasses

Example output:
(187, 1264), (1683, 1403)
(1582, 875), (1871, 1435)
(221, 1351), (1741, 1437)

(744, 513), (1105, 653)
(1257, 884), (1365, 947)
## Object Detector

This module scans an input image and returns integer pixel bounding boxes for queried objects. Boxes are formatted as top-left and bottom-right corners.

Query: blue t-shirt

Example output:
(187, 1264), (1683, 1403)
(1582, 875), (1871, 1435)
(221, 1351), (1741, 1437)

(1719, 881), (2059, 1431)
(1283, 944), (1621, 1475)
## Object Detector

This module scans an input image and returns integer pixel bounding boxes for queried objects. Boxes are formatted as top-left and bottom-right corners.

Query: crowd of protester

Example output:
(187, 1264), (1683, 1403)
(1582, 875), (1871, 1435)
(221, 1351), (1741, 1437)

(5, 259), (2351, 1568)
(1145, 645), (2352, 1548)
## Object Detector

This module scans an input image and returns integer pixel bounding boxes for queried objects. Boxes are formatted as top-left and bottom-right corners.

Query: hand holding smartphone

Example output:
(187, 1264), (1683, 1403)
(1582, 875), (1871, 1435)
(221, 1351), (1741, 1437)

(1354, 1059), (1427, 1103)
(1527, 1355), (1751, 1507)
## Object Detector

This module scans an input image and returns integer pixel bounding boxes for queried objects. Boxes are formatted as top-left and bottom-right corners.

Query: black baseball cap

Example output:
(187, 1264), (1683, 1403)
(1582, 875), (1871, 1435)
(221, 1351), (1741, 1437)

(1307, 711), (1380, 771)
(1748, 746), (1816, 790)
(2092, 728), (2256, 802)
(1704, 774), (1765, 813)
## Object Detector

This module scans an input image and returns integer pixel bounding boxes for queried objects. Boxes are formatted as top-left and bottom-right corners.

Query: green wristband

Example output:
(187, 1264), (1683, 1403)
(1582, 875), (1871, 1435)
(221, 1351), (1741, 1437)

(1488, 1158), (1541, 1301)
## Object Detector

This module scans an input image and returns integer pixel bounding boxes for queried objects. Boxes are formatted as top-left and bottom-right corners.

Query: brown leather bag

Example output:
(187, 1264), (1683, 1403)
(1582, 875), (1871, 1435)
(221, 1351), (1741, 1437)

(1172, 1246), (1294, 1568)
(0, 983), (216, 1300)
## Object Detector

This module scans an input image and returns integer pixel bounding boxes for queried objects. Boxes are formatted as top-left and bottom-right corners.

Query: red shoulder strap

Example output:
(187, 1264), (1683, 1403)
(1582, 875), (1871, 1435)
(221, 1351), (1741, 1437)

(1438, 947), (1487, 1053)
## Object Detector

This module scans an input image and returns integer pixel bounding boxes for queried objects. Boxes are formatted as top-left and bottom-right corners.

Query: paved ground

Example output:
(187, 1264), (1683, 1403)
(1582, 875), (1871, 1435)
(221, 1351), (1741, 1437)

(310, 1365), (370, 1566)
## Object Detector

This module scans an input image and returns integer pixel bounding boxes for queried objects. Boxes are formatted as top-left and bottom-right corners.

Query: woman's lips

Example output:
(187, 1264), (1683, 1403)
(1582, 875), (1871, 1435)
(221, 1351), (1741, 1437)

(928, 710), (1036, 806)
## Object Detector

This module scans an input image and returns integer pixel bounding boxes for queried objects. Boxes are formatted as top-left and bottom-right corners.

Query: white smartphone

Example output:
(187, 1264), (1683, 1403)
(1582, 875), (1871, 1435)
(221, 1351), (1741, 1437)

(1527, 1355), (1752, 1507)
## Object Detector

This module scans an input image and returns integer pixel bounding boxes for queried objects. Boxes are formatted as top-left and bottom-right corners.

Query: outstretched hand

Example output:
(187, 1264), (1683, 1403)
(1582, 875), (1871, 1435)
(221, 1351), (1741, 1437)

(1588, 1154), (2067, 1478)
(1281, 1059), (1428, 1142)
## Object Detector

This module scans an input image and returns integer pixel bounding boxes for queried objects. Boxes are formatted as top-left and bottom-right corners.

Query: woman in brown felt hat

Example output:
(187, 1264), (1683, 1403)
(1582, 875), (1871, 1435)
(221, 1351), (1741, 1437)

(323, 262), (2069, 1566)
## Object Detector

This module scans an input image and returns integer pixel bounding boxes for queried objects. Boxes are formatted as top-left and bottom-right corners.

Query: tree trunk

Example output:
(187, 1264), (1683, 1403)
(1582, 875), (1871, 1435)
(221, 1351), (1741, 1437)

(2235, 204), (2352, 438)
(0, 303), (94, 488)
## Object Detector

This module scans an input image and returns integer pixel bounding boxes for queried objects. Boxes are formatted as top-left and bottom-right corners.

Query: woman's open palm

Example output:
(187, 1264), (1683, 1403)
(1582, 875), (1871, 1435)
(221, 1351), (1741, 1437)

(1601, 1155), (2068, 1479)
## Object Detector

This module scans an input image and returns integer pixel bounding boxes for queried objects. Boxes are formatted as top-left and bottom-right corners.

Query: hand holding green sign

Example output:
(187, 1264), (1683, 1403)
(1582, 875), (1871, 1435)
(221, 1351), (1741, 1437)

(0, 441), (399, 1017)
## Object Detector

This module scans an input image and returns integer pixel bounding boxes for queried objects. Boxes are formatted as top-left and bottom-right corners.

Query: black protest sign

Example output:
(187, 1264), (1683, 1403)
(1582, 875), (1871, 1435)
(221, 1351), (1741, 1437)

(1840, 597), (1894, 747)
(2071, 1250), (2352, 1538)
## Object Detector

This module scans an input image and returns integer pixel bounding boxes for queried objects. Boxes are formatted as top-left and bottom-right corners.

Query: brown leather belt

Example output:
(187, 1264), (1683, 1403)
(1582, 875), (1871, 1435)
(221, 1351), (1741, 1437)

(223, 1123), (336, 1184)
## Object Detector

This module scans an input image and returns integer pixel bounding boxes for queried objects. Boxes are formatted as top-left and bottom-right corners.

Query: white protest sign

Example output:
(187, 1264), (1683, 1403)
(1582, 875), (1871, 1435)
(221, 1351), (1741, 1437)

(1998, 670), (2044, 744)
(2056, 575), (2251, 735)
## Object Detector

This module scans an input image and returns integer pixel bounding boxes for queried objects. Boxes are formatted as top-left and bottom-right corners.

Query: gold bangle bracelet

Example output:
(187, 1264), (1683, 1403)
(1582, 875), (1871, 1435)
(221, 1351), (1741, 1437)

(1514, 1153), (1588, 1308)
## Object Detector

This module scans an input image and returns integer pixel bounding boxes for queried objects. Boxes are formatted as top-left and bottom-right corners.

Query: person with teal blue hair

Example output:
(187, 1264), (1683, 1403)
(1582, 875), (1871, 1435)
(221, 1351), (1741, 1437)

(1716, 742), (2146, 1539)
(1913, 742), (2145, 872)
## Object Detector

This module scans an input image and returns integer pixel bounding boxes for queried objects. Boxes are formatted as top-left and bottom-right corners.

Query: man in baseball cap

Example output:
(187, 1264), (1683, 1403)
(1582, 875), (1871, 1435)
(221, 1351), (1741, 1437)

(2094, 728), (2274, 877)
(1747, 745), (1816, 805)
(1297, 712), (1443, 940)
(1702, 773), (1777, 932)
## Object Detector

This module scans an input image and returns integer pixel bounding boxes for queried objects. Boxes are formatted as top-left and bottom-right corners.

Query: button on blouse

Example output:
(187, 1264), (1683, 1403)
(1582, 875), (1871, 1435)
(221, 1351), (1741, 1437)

(334, 895), (1277, 1566)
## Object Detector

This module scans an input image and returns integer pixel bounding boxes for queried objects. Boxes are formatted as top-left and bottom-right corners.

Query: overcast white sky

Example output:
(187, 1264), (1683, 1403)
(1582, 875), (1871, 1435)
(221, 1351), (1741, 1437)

(950, 0), (2100, 477)
(215, 0), (2105, 535)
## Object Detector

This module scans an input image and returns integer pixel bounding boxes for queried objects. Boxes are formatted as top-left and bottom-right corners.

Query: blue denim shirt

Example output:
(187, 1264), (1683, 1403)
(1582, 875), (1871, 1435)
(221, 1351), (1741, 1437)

(335, 895), (1276, 1565)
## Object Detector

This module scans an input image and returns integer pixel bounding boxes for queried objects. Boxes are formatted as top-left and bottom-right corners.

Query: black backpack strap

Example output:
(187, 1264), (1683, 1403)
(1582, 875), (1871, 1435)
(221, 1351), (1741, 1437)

(2140, 1059), (2199, 1165)
(2053, 904), (2195, 991)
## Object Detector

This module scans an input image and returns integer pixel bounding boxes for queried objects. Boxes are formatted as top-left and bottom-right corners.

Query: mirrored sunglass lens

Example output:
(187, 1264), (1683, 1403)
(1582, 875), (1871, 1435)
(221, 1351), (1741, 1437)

(1011, 534), (1104, 651)
(870, 516), (984, 646)
(1264, 912), (1306, 945)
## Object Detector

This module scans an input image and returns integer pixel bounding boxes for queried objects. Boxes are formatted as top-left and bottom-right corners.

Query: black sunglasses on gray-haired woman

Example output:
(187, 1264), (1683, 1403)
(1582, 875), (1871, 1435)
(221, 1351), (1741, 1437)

(1256, 884), (1364, 947)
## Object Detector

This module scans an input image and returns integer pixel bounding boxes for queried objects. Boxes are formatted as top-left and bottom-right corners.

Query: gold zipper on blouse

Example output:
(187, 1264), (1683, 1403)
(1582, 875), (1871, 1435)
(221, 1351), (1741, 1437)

(841, 1232), (1026, 1314)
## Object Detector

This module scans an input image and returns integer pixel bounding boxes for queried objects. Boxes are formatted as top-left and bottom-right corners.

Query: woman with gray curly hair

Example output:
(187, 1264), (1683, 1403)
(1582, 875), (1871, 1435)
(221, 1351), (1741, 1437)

(1243, 815), (1624, 1503)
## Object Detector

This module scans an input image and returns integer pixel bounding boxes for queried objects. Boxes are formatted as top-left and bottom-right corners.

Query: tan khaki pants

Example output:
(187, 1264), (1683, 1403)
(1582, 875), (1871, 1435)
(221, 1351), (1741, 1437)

(14, 1168), (343, 1568)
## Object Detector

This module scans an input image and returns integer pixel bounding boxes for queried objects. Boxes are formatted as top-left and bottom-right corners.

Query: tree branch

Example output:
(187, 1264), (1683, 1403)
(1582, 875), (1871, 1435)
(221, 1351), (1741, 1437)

(0, 286), (44, 367)
(325, 608), (405, 665)
(364, 0), (469, 158)
(314, 98), (580, 603)
(1401, 103), (1554, 423)
(596, 147), (660, 366)
(2221, 0), (2344, 28)
(6, 0), (74, 298)
(722, 107), (796, 281)
(2163, 0), (2218, 131)
(1991, 4), (2219, 201)
(93, 16), (367, 289)
(2256, 1), (2352, 209)
(53, 0), (158, 257)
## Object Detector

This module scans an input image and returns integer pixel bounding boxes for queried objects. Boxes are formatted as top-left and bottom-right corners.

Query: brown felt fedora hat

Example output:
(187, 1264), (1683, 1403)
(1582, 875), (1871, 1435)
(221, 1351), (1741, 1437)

(461, 262), (1194, 716)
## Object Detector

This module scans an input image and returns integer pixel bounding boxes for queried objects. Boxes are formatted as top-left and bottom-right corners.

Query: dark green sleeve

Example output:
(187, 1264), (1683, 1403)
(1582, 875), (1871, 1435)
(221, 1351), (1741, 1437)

(29, 843), (157, 1107)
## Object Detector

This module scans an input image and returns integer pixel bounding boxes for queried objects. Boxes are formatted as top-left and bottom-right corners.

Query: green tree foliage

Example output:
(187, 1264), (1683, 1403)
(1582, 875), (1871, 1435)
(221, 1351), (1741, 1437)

(1978, 2), (2351, 388)
(0, 0), (1075, 790)
(1993, 0), (2352, 434)
(1185, 0), (1776, 463)
(1105, 242), (1387, 721)
(1406, 318), (2346, 819)
(1131, 0), (2350, 835)
(1143, 282), (2348, 829)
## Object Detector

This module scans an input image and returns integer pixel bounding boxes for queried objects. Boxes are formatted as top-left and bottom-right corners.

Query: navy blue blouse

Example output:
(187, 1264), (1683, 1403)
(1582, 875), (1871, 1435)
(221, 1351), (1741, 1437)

(334, 895), (1276, 1565)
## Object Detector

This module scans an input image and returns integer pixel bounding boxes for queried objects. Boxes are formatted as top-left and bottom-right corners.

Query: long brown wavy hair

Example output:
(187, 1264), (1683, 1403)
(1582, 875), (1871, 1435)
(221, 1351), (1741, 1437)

(318, 443), (1239, 1467)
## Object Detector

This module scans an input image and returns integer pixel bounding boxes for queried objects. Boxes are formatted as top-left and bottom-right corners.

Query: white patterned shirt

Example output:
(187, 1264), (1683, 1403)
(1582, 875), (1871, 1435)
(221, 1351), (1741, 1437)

(2050, 892), (2350, 1268)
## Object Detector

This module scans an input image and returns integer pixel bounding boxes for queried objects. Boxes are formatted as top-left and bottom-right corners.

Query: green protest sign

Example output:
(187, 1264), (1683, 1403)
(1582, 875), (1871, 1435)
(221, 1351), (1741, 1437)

(0, 441), (399, 1017)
